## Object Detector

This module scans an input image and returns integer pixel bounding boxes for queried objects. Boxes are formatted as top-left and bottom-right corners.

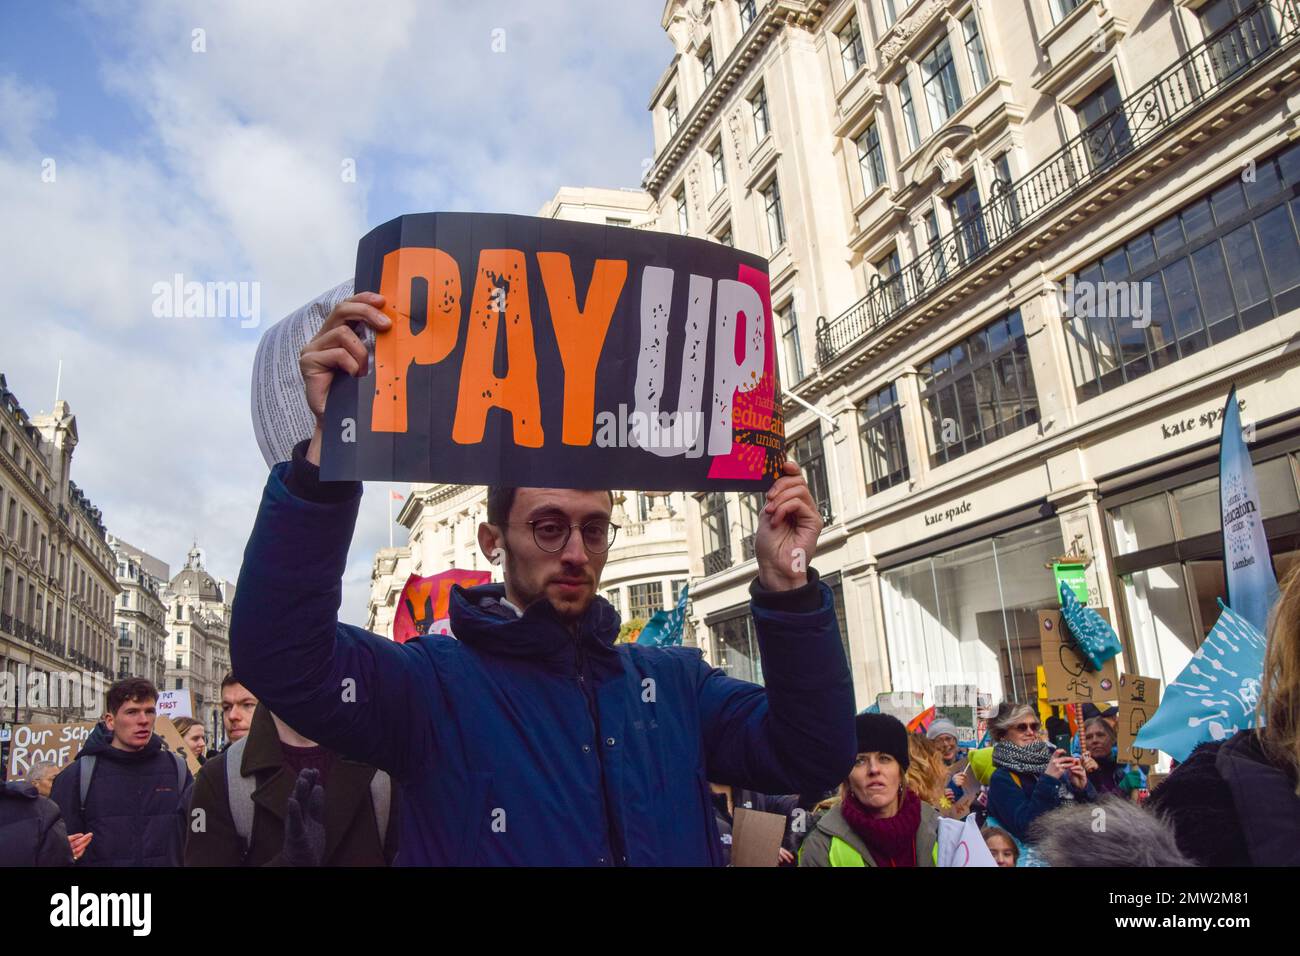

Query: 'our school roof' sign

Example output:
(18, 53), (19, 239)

(321, 213), (785, 490)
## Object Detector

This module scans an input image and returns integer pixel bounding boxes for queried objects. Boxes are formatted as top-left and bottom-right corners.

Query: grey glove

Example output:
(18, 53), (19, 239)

(281, 767), (326, 866)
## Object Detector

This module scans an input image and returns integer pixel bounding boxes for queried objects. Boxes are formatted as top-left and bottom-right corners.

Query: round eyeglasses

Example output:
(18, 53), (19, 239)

(511, 519), (620, 554)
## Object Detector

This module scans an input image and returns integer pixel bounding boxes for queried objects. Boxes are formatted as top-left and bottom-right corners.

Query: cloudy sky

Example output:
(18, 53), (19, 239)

(1, 0), (671, 624)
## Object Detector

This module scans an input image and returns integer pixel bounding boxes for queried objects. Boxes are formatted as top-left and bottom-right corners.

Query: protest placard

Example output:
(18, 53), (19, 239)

(730, 807), (788, 867)
(876, 691), (925, 724)
(5, 722), (94, 780)
(1039, 609), (1119, 705)
(155, 717), (202, 776)
(156, 689), (194, 721)
(321, 213), (785, 490)
(934, 684), (979, 740)
(1117, 674), (1162, 765)
(393, 569), (493, 643)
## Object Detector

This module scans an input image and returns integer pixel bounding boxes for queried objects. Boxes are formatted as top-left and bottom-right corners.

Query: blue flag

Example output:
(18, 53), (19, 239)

(1134, 600), (1267, 762)
(1219, 386), (1279, 633)
(636, 583), (690, 647)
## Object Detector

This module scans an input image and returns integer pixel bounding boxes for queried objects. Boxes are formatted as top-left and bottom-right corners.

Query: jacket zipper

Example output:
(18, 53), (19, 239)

(575, 636), (626, 866)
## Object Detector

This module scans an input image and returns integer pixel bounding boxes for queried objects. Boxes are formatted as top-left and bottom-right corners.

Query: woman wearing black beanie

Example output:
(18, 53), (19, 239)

(798, 713), (938, 867)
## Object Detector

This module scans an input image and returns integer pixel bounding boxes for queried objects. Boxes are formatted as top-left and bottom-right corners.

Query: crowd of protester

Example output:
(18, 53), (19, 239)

(1, 295), (1295, 867)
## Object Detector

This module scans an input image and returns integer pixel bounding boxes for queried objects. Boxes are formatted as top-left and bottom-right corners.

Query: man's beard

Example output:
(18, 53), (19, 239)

(503, 548), (594, 621)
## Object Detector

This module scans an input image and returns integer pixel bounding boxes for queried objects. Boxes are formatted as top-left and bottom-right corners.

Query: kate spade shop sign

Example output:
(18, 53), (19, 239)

(1159, 397), (1246, 441)
(923, 499), (973, 527)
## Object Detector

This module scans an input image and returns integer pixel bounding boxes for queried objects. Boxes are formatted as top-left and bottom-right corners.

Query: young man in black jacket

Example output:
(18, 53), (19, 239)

(50, 678), (193, 867)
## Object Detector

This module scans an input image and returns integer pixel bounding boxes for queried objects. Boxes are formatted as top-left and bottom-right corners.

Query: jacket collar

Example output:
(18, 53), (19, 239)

(817, 799), (939, 866)
(448, 582), (622, 666)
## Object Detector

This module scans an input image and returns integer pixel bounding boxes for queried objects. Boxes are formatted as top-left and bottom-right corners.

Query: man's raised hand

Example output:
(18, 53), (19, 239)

(754, 459), (823, 592)
(299, 291), (390, 465)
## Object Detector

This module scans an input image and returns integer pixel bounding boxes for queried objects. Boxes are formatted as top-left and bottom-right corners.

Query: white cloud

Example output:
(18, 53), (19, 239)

(2, 0), (669, 624)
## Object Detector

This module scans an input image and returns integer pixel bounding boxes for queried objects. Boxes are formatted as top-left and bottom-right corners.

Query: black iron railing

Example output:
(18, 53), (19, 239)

(817, 0), (1300, 365)
(703, 547), (733, 576)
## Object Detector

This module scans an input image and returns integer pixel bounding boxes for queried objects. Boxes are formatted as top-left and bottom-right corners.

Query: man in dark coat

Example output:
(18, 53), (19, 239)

(0, 780), (73, 866)
(186, 700), (397, 866)
(50, 678), (192, 867)
(229, 292), (857, 866)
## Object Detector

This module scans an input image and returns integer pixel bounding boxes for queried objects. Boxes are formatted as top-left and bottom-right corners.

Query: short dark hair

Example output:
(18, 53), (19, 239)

(485, 487), (615, 527)
(220, 672), (241, 690)
(106, 677), (158, 716)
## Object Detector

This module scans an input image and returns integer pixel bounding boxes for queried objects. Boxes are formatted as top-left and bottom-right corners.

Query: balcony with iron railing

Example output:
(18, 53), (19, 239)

(816, 0), (1300, 366)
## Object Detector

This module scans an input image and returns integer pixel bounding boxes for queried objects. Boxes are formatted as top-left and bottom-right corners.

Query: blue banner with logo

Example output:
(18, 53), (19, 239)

(1219, 386), (1279, 633)
(1133, 600), (1267, 762)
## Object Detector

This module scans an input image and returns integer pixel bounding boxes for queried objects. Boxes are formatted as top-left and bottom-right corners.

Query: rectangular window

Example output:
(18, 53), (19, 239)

(710, 141), (727, 193)
(175, 677), (184, 690)
(856, 122), (887, 194)
(922, 208), (949, 282)
(666, 94), (679, 137)
(899, 76), (921, 151)
(675, 188), (689, 233)
(1067, 141), (1300, 397)
(920, 35), (963, 130)
(838, 15), (867, 80)
(701, 43), (715, 85)
(628, 582), (664, 621)
(701, 492), (732, 574)
(716, 224), (734, 247)
(779, 303), (804, 384)
(920, 309), (1039, 464)
(948, 179), (988, 264)
(788, 428), (834, 522)
(859, 383), (910, 494)
(750, 85), (770, 142)
(763, 178), (786, 250)
(605, 216), (631, 227)
(737, 492), (764, 559)
(882, 0), (898, 28)
(671, 578), (688, 602)
(739, 0), (757, 31)
(711, 612), (761, 683)
(1076, 77), (1131, 169)
(1050, 0), (1083, 23)
(962, 12), (990, 90)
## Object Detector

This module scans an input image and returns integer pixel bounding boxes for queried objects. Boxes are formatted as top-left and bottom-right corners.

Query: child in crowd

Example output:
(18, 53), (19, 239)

(982, 827), (1018, 868)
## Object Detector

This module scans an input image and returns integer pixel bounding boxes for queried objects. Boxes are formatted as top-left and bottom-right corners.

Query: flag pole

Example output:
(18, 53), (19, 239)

(389, 490), (394, 549)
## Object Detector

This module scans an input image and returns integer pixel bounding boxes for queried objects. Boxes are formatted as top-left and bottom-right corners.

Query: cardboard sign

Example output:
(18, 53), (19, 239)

(156, 689), (194, 720)
(155, 717), (203, 777)
(321, 213), (785, 490)
(876, 691), (925, 724)
(5, 722), (94, 780)
(1118, 674), (1161, 766)
(934, 684), (979, 740)
(393, 569), (493, 643)
(1039, 609), (1119, 704)
(730, 807), (788, 867)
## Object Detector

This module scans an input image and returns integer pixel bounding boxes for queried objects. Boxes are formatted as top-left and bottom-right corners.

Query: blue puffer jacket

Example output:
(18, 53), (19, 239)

(48, 724), (192, 867)
(230, 459), (857, 866)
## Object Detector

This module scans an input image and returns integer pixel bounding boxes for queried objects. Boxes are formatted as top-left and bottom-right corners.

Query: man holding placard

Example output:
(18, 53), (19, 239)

(232, 222), (856, 865)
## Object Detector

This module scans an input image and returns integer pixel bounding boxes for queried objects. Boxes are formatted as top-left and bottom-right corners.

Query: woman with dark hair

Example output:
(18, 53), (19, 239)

(984, 702), (1095, 848)
(798, 714), (939, 867)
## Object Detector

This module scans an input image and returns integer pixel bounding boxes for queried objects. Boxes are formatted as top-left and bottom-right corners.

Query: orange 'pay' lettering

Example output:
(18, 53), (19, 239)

(372, 248), (461, 432)
(452, 250), (544, 448)
(538, 253), (626, 445)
